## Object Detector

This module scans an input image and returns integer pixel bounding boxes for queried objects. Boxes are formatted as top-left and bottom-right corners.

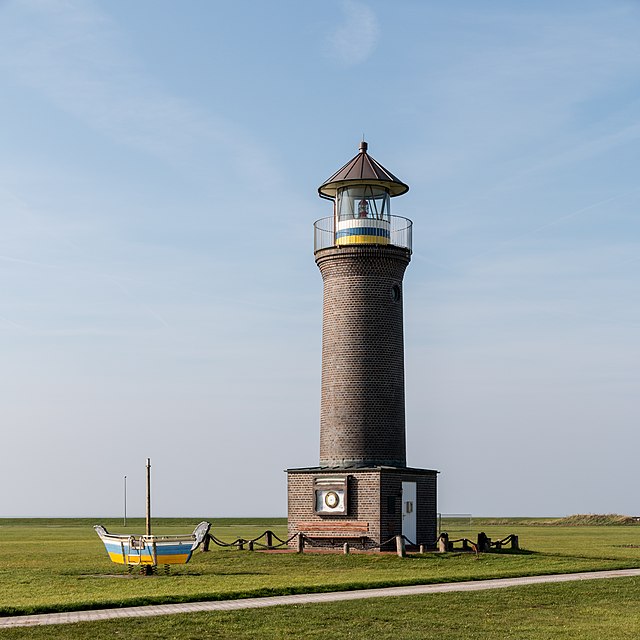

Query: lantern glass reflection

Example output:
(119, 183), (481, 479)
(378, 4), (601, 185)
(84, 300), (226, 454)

(336, 186), (390, 222)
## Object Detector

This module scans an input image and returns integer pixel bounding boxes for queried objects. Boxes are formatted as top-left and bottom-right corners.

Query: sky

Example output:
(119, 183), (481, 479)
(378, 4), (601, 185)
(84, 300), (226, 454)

(1, 0), (638, 518)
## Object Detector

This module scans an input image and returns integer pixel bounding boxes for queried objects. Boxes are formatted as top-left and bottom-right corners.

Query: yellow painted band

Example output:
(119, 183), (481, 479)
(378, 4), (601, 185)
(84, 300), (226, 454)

(336, 235), (389, 246)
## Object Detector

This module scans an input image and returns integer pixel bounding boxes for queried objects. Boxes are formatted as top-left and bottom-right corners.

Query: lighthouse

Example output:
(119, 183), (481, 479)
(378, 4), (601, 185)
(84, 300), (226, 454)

(287, 141), (437, 550)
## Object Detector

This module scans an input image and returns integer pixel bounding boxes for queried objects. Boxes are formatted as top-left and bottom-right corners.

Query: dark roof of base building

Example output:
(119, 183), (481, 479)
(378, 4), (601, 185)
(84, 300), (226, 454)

(286, 465), (438, 475)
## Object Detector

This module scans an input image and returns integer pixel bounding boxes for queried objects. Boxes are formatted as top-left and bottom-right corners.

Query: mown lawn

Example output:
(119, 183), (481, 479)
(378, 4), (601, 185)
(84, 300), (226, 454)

(2, 577), (640, 639)
(0, 517), (639, 617)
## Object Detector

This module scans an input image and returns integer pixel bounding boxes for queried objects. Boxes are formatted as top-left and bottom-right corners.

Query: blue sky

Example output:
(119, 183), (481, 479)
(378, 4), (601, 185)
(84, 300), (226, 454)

(1, 0), (638, 517)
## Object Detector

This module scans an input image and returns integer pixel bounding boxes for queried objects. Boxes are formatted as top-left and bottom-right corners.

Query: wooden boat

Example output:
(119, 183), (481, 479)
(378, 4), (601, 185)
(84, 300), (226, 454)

(94, 521), (211, 566)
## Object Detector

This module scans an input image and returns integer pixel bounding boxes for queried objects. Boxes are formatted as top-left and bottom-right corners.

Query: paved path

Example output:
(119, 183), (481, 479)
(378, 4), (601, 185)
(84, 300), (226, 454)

(2, 568), (640, 629)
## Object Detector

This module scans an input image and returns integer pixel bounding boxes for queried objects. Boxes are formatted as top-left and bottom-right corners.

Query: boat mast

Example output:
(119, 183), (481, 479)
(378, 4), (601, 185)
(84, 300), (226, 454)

(146, 458), (151, 536)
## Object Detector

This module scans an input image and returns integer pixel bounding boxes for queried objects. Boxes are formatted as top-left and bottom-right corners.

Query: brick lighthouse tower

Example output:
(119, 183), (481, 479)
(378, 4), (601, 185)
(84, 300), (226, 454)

(287, 141), (437, 550)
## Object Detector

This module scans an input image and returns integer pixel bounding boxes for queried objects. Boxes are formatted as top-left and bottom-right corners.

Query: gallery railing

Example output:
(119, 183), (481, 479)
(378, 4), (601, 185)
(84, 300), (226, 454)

(313, 215), (413, 253)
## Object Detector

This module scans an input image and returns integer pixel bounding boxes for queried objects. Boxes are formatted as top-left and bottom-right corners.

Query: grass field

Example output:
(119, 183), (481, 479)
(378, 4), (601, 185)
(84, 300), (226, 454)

(2, 577), (640, 639)
(0, 516), (639, 621)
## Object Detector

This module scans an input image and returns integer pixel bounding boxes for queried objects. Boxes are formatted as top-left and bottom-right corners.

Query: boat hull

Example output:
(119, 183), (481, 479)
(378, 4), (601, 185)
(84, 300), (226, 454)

(94, 522), (211, 567)
(103, 540), (195, 565)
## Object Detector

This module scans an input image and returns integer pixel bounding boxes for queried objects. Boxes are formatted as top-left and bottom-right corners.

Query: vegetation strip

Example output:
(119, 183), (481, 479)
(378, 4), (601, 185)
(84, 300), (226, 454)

(2, 518), (639, 618)
(2, 568), (640, 629)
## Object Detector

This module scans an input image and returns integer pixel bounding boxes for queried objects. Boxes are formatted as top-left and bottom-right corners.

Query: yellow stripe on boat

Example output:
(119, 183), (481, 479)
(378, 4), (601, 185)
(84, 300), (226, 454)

(107, 551), (191, 565)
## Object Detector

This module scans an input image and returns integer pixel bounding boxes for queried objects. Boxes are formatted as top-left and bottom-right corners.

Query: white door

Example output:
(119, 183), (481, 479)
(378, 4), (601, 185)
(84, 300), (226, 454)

(402, 481), (417, 543)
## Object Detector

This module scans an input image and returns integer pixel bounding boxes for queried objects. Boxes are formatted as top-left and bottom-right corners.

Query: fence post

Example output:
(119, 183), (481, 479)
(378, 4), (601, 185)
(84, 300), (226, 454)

(396, 535), (406, 558)
(202, 534), (210, 552)
(438, 532), (448, 553)
(237, 539), (244, 551)
(477, 532), (490, 552)
(511, 535), (519, 550)
(248, 540), (254, 551)
(297, 533), (305, 554)
(419, 544), (426, 554)
(266, 531), (273, 549)
(343, 542), (350, 555)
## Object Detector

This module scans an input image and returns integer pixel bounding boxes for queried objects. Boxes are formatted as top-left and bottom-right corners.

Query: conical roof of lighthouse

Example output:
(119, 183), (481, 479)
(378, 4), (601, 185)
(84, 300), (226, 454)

(318, 140), (409, 199)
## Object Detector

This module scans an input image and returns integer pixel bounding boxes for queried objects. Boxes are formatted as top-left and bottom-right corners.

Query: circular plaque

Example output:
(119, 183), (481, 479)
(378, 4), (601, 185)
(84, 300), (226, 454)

(324, 491), (340, 509)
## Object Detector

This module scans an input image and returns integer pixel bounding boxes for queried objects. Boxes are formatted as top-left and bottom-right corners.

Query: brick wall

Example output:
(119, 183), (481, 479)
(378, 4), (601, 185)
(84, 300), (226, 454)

(378, 470), (438, 549)
(415, 473), (438, 545)
(287, 470), (381, 547)
(315, 245), (411, 467)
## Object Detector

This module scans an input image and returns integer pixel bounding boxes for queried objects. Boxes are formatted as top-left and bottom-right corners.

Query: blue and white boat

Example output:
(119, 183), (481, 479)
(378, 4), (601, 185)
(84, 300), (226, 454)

(94, 521), (211, 567)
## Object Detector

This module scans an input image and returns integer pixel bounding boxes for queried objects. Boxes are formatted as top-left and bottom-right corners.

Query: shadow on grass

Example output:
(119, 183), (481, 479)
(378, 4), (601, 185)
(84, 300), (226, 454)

(486, 548), (538, 556)
(404, 549), (540, 560)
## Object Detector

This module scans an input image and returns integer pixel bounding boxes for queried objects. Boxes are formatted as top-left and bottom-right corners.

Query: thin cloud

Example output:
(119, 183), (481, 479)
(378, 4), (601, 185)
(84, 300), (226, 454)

(465, 186), (640, 267)
(104, 276), (170, 330)
(0, 313), (31, 330)
(325, 0), (379, 66)
(0, 254), (60, 269)
(0, 0), (283, 192)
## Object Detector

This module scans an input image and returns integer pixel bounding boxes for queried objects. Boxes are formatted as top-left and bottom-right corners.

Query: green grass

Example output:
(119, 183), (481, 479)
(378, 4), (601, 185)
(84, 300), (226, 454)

(0, 517), (639, 618)
(2, 577), (640, 639)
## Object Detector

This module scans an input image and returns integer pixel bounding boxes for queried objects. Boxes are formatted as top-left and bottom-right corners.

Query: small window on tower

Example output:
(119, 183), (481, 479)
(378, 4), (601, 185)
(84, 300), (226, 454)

(391, 285), (401, 302)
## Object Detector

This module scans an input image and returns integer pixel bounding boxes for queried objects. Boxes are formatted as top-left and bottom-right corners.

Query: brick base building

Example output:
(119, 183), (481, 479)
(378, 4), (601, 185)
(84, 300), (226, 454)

(287, 466), (437, 550)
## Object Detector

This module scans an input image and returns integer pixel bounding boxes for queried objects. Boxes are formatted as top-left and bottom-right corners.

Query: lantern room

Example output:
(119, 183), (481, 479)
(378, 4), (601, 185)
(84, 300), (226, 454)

(317, 141), (409, 248)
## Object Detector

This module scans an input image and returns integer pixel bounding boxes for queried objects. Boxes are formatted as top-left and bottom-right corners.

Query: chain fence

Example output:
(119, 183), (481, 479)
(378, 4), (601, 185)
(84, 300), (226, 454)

(201, 529), (519, 555)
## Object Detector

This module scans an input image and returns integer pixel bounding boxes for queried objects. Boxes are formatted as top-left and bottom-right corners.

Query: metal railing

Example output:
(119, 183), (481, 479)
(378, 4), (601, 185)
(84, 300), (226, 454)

(314, 215), (413, 253)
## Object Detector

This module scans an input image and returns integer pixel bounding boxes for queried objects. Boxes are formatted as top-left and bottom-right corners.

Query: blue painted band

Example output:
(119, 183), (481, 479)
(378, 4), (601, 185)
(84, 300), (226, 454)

(336, 227), (390, 239)
(101, 541), (193, 555)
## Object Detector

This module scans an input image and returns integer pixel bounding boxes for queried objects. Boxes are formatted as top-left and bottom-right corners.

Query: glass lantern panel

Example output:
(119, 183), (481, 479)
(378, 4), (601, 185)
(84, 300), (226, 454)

(336, 186), (390, 222)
